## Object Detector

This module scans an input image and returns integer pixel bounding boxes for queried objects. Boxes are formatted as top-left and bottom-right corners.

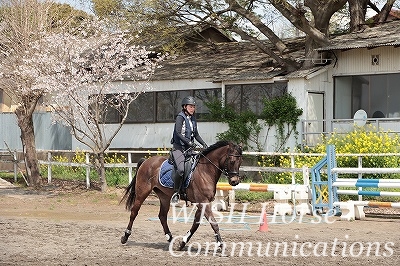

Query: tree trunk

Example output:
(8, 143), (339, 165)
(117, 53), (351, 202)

(374, 0), (396, 23)
(348, 0), (369, 31)
(15, 105), (42, 188)
(302, 0), (347, 68)
(94, 152), (107, 192)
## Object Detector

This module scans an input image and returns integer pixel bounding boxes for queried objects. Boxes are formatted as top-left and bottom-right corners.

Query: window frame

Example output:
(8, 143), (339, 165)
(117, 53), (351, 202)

(334, 73), (400, 119)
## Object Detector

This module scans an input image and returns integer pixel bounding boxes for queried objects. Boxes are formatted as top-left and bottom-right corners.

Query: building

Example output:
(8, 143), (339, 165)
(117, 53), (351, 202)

(1, 20), (400, 151)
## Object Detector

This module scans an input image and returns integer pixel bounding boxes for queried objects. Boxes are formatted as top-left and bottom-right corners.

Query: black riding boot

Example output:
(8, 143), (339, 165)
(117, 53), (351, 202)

(171, 172), (183, 204)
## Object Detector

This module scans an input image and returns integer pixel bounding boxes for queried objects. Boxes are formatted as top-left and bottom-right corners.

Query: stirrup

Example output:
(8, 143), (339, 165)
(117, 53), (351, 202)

(171, 192), (180, 204)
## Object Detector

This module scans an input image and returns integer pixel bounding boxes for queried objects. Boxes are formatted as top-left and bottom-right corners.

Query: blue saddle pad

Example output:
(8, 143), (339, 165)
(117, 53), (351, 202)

(159, 160), (191, 189)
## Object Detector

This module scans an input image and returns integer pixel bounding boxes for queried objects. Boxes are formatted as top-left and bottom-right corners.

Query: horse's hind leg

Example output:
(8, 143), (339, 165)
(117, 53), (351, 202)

(156, 190), (173, 242)
(121, 192), (151, 244)
(121, 198), (142, 244)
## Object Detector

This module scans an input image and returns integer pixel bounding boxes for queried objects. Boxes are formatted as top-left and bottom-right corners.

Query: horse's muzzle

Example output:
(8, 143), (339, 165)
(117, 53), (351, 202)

(228, 175), (240, 186)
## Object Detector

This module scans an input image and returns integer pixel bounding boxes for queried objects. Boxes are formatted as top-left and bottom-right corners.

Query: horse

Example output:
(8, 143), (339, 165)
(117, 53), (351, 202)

(120, 140), (243, 250)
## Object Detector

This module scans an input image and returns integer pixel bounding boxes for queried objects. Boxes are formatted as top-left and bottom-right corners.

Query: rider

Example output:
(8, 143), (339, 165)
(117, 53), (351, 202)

(170, 96), (208, 203)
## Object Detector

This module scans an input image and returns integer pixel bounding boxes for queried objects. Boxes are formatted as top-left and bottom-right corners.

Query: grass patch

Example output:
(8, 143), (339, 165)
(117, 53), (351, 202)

(235, 190), (274, 202)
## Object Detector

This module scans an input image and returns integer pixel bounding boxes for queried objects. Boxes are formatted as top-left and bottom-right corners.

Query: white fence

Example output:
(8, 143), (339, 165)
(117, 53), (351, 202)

(1, 149), (322, 188)
(3, 149), (400, 190)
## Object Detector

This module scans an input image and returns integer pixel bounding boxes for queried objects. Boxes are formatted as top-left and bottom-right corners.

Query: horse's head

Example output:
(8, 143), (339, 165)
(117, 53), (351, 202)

(223, 142), (243, 186)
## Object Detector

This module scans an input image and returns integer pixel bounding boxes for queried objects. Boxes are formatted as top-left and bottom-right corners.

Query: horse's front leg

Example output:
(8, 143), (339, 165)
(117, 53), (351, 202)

(178, 202), (223, 250)
(203, 203), (224, 249)
(178, 203), (204, 250)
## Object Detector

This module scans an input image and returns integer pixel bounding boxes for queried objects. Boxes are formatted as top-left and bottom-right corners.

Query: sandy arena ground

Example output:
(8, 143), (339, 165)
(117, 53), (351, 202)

(1, 179), (400, 265)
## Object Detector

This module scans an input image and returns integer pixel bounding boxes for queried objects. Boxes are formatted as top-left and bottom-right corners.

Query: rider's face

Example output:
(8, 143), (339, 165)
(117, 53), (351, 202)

(185, 104), (195, 115)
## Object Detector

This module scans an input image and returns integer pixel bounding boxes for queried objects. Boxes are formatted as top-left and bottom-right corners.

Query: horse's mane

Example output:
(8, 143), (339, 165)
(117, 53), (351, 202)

(200, 140), (231, 156)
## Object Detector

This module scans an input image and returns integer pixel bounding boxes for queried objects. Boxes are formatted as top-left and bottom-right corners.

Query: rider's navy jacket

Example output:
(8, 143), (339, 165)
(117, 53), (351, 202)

(172, 111), (205, 151)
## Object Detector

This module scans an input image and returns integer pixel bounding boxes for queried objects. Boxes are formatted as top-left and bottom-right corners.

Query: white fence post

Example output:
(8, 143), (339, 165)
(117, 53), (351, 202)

(47, 152), (52, 184)
(13, 151), (17, 182)
(357, 155), (363, 201)
(128, 152), (132, 183)
(85, 153), (90, 189)
(290, 155), (295, 184)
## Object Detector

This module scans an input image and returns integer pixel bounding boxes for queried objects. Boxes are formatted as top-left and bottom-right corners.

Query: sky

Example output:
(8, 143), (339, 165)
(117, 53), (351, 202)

(56, 0), (92, 13)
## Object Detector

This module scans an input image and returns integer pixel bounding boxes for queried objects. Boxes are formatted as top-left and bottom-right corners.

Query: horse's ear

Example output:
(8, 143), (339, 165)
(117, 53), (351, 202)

(238, 142), (243, 148)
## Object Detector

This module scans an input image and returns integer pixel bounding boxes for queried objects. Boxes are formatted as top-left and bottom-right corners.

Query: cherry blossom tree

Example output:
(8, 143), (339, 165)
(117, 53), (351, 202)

(46, 20), (164, 191)
(0, 0), (163, 190)
(0, 0), (59, 187)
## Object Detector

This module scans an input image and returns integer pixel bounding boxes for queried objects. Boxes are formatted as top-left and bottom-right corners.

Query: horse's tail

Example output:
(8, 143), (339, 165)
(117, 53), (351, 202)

(120, 157), (146, 210)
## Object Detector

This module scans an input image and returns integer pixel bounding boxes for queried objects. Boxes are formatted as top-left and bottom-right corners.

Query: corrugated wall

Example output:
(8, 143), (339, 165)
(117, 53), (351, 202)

(0, 113), (72, 150)
(334, 46), (400, 76)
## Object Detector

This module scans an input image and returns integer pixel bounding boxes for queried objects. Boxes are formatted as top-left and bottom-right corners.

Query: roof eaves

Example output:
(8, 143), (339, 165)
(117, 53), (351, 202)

(283, 66), (328, 79)
(317, 41), (400, 51)
(211, 69), (285, 83)
(316, 20), (400, 52)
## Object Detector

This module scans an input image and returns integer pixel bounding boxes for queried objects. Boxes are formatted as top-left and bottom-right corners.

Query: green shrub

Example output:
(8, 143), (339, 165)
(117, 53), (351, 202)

(322, 125), (400, 178)
(104, 153), (129, 187)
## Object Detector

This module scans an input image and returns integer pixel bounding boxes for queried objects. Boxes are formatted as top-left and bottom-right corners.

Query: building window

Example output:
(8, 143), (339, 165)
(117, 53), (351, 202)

(225, 82), (287, 115)
(101, 85), (290, 123)
(194, 89), (222, 121)
(126, 92), (154, 123)
(334, 73), (400, 119)
(156, 90), (190, 122)
(89, 94), (120, 124)
(99, 90), (200, 123)
(93, 92), (155, 124)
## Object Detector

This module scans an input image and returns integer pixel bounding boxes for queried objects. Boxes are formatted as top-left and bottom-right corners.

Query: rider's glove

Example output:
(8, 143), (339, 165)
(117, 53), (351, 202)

(188, 142), (197, 149)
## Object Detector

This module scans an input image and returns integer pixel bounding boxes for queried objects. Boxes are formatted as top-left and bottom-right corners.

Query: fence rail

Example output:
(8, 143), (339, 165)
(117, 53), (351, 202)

(2, 149), (400, 189)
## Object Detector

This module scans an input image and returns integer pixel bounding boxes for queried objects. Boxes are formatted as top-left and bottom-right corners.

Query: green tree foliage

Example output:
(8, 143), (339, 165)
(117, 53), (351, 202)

(91, 0), (188, 54)
(92, 0), (122, 18)
(49, 2), (91, 30)
(204, 99), (261, 150)
(205, 94), (303, 152)
(261, 93), (303, 151)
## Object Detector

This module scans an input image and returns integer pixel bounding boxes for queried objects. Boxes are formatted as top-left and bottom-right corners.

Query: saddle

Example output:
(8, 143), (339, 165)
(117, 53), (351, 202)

(168, 151), (198, 200)
(168, 151), (196, 180)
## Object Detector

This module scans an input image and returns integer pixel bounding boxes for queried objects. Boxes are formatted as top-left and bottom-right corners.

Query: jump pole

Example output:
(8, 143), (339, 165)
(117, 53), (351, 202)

(216, 182), (303, 192)
(215, 182), (312, 215)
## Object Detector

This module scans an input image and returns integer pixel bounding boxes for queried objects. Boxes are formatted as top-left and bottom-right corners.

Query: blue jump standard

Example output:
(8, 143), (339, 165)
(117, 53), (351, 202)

(355, 179), (380, 188)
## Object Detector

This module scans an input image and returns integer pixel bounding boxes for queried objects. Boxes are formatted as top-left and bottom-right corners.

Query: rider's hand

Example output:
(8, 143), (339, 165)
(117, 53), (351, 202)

(188, 142), (197, 149)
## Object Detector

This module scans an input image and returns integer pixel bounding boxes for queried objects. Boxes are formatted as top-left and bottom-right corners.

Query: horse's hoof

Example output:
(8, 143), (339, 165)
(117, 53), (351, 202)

(121, 236), (128, 244)
(165, 233), (173, 242)
(178, 241), (186, 251)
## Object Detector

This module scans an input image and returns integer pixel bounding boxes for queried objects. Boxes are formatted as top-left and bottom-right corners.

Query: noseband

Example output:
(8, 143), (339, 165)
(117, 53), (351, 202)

(223, 153), (242, 177)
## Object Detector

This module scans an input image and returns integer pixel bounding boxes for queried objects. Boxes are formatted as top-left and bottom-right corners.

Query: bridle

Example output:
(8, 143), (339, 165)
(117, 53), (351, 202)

(222, 153), (242, 177)
(199, 145), (242, 177)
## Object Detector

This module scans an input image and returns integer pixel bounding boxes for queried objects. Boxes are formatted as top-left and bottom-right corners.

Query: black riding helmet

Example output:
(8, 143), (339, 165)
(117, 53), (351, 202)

(181, 96), (196, 107)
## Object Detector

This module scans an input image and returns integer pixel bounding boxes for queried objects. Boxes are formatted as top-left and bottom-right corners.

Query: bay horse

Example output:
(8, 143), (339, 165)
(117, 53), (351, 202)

(120, 140), (242, 250)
